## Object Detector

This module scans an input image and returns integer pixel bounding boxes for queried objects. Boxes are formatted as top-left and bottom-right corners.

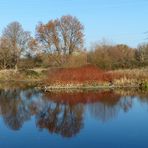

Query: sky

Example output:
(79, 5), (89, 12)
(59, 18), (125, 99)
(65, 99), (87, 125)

(0, 0), (148, 48)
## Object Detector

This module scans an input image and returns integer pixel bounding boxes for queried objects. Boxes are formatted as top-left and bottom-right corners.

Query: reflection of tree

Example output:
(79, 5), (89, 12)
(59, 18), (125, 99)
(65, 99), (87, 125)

(44, 91), (120, 105)
(119, 96), (133, 112)
(45, 91), (122, 123)
(135, 94), (148, 105)
(0, 88), (41, 130)
(0, 89), (31, 130)
(89, 102), (120, 122)
(0, 87), (147, 137)
(44, 90), (136, 123)
(88, 92), (120, 122)
(89, 96), (133, 122)
(0, 88), (84, 137)
(36, 103), (84, 137)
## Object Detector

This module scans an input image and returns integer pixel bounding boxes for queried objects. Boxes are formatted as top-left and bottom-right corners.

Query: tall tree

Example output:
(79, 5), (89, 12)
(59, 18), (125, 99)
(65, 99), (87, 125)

(35, 15), (84, 65)
(2, 22), (31, 70)
(59, 15), (84, 55)
(0, 38), (13, 69)
(136, 43), (148, 66)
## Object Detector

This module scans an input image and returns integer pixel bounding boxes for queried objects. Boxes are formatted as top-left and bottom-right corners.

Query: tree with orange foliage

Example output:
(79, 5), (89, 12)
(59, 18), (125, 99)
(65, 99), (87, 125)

(35, 15), (84, 66)
(88, 43), (135, 69)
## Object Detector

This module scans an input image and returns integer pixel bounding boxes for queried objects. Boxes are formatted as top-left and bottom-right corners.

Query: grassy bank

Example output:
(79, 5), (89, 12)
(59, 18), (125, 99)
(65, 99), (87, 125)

(108, 68), (148, 89)
(0, 68), (47, 82)
(40, 65), (148, 91)
(0, 66), (148, 91)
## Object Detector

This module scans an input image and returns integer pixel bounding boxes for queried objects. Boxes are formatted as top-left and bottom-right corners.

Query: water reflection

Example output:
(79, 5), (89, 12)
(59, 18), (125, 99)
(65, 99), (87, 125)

(36, 103), (83, 137)
(0, 88), (148, 137)
(89, 96), (133, 122)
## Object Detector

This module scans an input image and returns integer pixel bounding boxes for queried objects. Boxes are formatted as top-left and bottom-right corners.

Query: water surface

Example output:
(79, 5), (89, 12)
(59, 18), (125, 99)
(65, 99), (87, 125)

(0, 87), (148, 148)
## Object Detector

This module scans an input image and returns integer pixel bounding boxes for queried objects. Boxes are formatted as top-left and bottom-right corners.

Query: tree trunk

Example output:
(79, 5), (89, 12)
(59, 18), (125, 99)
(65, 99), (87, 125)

(15, 63), (18, 72)
(3, 60), (6, 69)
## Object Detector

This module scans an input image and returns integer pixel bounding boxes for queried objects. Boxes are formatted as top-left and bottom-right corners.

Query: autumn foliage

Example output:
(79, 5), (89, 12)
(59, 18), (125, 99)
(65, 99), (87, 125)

(46, 65), (113, 84)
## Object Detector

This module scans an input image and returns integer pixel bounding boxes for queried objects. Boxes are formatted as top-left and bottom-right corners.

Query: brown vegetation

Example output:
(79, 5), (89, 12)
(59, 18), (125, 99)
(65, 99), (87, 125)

(108, 68), (148, 87)
(0, 22), (31, 70)
(34, 15), (84, 66)
(0, 69), (47, 82)
(0, 15), (147, 88)
(46, 65), (112, 84)
(88, 43), (135, 69)
(43, 65), (148, 89)
(87, 42), (148, 70)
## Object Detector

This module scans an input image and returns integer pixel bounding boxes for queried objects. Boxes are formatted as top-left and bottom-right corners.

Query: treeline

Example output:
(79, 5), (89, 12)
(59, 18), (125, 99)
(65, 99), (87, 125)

(0, 15), (84, 69)
(88, 43), (148, 69)
(0, 15), (147, 70)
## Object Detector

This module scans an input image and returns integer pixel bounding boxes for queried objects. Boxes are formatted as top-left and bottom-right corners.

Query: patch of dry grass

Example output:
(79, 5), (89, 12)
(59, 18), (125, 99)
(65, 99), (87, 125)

(108, 68), (148, 87)
(0, 69), (46, 81)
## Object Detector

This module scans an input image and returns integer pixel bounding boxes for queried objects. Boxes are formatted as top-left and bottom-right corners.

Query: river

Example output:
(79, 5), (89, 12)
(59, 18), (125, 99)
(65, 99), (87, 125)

(0, 86), (148, 148)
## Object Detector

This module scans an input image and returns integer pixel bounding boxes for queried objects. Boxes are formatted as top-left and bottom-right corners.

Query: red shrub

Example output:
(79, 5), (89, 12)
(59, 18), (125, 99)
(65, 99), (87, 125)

(46, 65), (114, 84)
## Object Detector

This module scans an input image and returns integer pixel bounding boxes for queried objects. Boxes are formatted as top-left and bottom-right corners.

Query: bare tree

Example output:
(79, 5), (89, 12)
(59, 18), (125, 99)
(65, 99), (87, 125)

(2, 22), (31, 70)
(59, 15), (84, 55)
(35, 15), (84, 65)
(0, 38), (13, 69)
(136, 43), (148, 66)
(88, 43), (135, 69)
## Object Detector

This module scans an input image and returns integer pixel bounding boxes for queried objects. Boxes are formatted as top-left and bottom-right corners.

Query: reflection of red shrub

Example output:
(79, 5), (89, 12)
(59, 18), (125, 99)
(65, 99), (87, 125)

(44, 91), (121, 106)
(46, 65), (113, 84)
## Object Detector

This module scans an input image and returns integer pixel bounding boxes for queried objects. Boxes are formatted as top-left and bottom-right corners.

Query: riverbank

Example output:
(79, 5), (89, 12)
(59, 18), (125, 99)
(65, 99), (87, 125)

(0, 67), (147, 91)
(38, 82), (148, 92)
(0, 68), (47, 82)
(41, 66), (148, 92)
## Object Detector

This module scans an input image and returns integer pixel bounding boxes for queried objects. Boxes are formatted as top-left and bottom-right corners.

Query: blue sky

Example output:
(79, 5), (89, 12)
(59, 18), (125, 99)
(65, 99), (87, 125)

(0, 0), (148, 47)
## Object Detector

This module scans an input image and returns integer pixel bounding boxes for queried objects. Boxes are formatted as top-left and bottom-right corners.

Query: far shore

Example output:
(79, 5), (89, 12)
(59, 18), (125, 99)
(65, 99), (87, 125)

(0, 79), (145, 91)
(0, 67), (147, 91)
(37, 84), (146, 92)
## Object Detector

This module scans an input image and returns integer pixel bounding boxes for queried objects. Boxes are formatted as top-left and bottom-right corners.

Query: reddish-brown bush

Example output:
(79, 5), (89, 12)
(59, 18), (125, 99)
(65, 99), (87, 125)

(46, 65), (114, 84)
